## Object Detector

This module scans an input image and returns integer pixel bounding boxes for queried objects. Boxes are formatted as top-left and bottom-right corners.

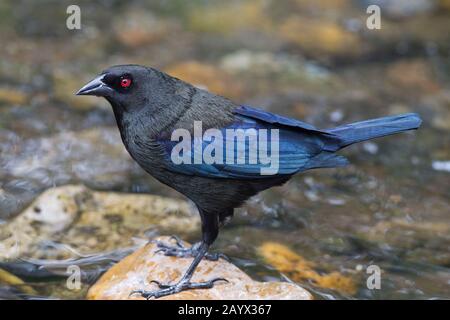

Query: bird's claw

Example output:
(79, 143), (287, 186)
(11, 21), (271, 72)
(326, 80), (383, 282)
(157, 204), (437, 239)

(130, 278), (229, 299)
(149, 280), (171, 289)
(168, 235), (185, 248)
(205, 252), (230, 262)
(151, 235), (185, 248)
(152, 236), (229, 261)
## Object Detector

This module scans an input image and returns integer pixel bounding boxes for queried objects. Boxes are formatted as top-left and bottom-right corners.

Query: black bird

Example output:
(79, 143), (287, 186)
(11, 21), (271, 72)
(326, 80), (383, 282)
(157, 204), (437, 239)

(77, 64), (421, 299)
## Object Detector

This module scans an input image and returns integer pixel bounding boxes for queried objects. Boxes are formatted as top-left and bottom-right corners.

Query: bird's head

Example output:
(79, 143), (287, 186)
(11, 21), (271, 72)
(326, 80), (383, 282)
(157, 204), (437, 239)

(76, 64), (171, 114)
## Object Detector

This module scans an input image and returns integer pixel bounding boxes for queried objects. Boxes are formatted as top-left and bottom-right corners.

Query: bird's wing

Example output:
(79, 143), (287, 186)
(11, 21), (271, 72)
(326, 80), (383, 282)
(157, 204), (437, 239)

(157, 107), (346, 179)
(234, 105), (323, 132)
(234, 105), (343, 151)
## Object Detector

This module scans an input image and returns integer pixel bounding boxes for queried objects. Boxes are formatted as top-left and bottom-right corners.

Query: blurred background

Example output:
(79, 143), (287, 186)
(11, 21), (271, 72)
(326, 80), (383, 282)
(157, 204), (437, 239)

(0, 0), (449, 299)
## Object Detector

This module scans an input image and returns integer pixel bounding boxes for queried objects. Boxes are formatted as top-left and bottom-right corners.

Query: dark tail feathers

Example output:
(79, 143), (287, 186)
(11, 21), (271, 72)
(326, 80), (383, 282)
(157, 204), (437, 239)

(326, 113), (422, 151)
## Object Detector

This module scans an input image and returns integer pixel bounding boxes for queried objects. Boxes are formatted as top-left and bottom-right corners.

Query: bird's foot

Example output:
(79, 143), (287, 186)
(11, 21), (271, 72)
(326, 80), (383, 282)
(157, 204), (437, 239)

(152, 236), (228, 261)
(129, 278), (228, 299)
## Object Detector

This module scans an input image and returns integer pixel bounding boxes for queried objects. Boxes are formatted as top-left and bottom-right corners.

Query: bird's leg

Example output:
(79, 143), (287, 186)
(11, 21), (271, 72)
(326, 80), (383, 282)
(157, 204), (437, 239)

(153, 236), (228, 261)
(131, 211), (227, 299)
(130, 241), (228, 299)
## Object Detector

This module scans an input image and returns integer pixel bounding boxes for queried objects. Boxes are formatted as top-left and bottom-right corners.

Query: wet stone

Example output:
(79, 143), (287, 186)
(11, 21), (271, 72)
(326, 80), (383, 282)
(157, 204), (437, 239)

(87, 236), (312, 300)
(0, 185), (199, 260)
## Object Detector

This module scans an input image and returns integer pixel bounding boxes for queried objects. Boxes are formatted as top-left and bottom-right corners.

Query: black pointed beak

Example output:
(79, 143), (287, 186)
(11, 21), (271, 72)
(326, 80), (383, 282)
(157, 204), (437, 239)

(76, 75), (111, 96)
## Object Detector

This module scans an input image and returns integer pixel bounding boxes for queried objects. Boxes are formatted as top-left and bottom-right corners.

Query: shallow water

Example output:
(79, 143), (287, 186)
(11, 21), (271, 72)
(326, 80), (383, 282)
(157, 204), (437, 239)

(0, 0), (449, 299)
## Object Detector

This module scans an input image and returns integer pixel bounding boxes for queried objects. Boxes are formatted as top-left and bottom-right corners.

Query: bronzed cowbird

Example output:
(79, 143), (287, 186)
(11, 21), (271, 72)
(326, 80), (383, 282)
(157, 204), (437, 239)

(77, 65), (421, 299)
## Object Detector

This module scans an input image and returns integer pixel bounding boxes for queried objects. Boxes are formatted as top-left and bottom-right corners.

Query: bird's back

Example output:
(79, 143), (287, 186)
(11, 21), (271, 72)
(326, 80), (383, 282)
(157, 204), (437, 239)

(107, 66), (420, 214)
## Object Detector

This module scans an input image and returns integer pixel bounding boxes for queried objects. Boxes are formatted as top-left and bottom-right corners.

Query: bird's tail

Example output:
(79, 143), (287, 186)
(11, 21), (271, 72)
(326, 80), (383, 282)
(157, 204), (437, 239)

(326, 113), (422, 150)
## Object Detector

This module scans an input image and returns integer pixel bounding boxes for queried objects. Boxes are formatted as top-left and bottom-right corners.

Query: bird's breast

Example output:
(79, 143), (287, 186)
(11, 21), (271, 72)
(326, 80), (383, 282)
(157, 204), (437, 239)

(123, 128), (167, 172)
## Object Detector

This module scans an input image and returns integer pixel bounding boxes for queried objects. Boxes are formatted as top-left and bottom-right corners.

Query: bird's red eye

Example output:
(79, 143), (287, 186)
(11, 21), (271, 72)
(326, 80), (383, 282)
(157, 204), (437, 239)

(120, 77), (132, 88)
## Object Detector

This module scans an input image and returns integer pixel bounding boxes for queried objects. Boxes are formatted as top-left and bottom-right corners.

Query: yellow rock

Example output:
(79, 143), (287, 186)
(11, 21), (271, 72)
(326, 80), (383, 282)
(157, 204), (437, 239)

(439, 0), (450, 11)
(279, 17), (361, 57)
(165, 61), (243, 99)
(0, 87), (28, 105)
(53, 71), (104, 110)
(294, 0), (351, 11)
(387, 59), (441, 94)
(0, 268), (37, 295)
(0, 185), (199, 260)
(87, 237), (312, 300)
(258, 242), (357, 295)
(114, 10), (176, 48)
(188, 0), (271, 35)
